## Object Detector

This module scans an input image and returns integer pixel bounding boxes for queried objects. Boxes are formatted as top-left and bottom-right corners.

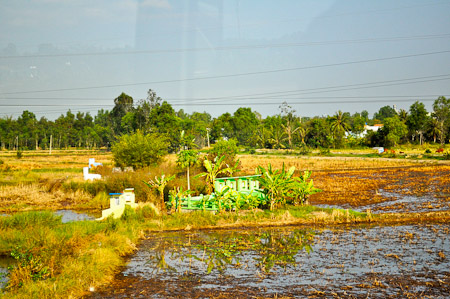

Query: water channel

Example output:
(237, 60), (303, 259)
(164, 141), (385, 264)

(90, 224), (450, 298)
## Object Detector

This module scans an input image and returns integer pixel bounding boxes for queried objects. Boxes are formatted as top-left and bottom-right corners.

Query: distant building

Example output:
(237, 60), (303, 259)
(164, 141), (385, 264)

(364, 124), (383, 133)
(346, 124), (384, 138)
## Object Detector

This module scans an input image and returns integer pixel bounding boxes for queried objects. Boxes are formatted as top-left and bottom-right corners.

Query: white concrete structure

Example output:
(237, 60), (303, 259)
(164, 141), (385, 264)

(96, 189), (138, 220)
(83, 167), (101, 181)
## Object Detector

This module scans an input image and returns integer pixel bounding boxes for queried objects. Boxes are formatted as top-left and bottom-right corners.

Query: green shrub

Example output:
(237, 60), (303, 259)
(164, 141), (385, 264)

(16, 151), (23, 159)
(208, 139), (239, 169)
(112, 130), (169, 170)
(425, 148), (432, 154)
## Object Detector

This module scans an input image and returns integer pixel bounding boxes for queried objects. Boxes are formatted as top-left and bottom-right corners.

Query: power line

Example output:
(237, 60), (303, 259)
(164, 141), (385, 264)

(1, 94), (446, 102)
(1, 49), (450, 96)
(2, 33), (449, 59)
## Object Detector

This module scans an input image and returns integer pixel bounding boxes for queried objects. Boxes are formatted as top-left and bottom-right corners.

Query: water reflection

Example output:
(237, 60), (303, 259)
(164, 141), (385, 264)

(0, 256), (13, 290)
(54, 210), (95, 223)
(148, 229), (314, 275)
(120, 224), (450, 297)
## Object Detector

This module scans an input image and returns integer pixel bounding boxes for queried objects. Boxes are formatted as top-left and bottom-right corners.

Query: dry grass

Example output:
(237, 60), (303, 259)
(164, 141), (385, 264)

(0, 183), (92, 212)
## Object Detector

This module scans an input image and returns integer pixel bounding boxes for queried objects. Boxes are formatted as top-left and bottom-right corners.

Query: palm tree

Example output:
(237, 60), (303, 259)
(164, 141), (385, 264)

(429, 118), (441, 143)
(330, 111), (350, 147)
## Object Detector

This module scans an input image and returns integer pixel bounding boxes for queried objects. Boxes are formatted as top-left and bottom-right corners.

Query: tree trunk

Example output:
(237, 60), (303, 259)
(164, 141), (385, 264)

(187, 166), (191, 190)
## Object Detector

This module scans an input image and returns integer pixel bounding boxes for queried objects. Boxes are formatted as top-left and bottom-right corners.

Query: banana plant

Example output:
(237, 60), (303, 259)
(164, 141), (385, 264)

(290, 171), (321, 205)
(195, 155), (238, 194)
(143, 173), (175, 213)
(168, 186), (190, 212)
(256, 163), (295, 211)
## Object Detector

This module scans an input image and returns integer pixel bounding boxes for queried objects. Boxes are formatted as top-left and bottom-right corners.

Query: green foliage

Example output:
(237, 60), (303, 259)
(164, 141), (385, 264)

(382, 116), (408, 147)
(112, 130), (169, 170)
(176, 149), (199, 190)
(374, 105), (397, 122)
(8, 246), (50, 287)
(208, 139), (239, 167)
(16, 151), (23, 159)
(256, 164), (321, 210)
(290, 171), (322, 205)
(0, 211), (61, 230)
(256, 164), (295, 211)
(195, 155), (238, 193)
(425, 148), (432, 154)
(143, 173), (175, 212)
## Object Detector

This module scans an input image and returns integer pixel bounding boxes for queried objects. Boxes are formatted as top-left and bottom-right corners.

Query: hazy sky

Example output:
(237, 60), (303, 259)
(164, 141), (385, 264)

(1, 0), (450, 119)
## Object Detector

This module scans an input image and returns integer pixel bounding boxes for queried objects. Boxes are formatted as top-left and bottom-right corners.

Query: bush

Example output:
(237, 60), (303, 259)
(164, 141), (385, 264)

(425, 149), (432, 154)
(16, 151), (23, 159)
(112, 130), (169, 170)
(208, 139), (239, 169)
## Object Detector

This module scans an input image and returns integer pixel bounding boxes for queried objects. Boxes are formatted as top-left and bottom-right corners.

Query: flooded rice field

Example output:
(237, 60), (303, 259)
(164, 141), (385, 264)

(90, 224), (450, 298)
(311, 164), (450, 214)
(316, 189), (450, 214)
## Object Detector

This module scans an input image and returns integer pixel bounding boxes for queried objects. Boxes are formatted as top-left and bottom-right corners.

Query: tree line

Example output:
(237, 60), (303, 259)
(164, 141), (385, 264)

(1, 89), (449, 151)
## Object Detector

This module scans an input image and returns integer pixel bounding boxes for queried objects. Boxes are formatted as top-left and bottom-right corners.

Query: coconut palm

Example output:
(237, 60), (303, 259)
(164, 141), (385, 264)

(330, 111), (350, 147)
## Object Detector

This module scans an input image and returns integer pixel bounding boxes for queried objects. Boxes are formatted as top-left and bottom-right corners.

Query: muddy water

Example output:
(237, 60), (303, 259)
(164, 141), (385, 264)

(90, 224), (450, 298)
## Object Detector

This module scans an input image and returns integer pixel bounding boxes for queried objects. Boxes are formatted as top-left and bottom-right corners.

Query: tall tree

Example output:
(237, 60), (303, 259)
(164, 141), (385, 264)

(373, 105), (397, 122)
(407, 101), (428, 144)
(110, 92), (134, 135)
(432, 96), (450, 144)
(330, 110), (350, 148)
(230, 107), (260, 146)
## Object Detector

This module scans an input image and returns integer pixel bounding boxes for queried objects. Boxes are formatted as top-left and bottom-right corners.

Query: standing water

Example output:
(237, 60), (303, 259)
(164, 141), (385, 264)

(90, 224), (450, 298)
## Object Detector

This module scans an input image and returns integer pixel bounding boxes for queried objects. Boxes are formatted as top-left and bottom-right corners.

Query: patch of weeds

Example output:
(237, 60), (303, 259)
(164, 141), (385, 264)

(7, 246), (50, 289)
(63, 180), (107, 196)
(0, 211), (61, 230)
(120, 205), (144, 223)
(425, 149), (432, 154)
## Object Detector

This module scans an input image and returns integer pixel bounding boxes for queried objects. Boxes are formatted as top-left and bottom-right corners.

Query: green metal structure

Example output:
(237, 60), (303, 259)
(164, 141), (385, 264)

(173, 175), (267, 212)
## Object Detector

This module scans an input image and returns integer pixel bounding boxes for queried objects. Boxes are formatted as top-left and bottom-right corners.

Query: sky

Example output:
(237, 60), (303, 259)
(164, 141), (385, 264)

(1, 0), (450, 120)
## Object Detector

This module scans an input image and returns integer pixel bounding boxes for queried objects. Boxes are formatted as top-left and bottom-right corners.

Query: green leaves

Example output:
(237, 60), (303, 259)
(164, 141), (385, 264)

(257, 164), (321, 210)
(144, 173), (175, 212)
(195, 155), (239, 194)
(111, 130), (169, 170)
